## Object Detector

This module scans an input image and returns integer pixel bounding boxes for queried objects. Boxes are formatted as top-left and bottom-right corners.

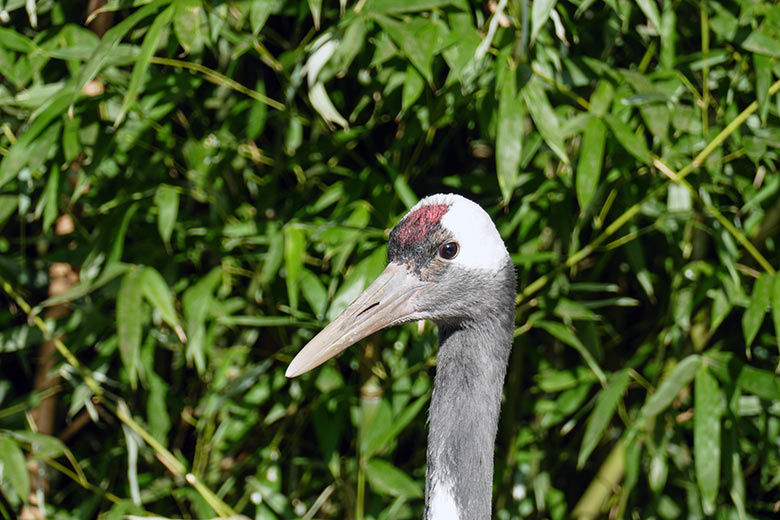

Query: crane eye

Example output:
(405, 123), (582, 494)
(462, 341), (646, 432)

(438, 241), (459, 260)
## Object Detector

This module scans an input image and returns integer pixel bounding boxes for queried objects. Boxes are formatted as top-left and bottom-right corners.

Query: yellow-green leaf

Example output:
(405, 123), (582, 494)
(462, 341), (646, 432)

(173, 0), (204, 54)
(0, 435), (29, 502)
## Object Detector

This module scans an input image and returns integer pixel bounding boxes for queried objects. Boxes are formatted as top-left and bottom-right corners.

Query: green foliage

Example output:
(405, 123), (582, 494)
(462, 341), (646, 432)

(1, 0), (779, 518)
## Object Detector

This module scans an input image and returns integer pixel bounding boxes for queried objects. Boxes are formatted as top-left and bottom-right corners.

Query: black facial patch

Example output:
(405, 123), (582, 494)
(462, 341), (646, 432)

(388, 221), (454, 278)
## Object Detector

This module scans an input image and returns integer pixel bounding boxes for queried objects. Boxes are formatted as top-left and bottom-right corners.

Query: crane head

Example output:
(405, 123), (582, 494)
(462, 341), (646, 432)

(285, 193), (511, 377)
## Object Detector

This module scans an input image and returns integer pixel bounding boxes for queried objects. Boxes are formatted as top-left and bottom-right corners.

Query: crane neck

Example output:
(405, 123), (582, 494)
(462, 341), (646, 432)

(424, 273), (515, 520)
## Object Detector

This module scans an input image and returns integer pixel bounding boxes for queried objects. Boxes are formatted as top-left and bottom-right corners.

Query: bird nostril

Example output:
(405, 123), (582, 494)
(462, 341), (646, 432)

(355, 302), (380, 318)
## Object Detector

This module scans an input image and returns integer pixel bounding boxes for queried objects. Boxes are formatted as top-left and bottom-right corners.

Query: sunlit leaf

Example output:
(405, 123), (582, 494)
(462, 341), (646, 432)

(9, 431), (66, 458)
(578, 370), (630, 467)
(496, 64), (525, 204)
(531, 0), (557, 44)
(639, 355), (700, 419)
(694, 364), (722, 515)
(300, 268), (328, 319)
(402, 64), (425, 112)
(365, 459), (423, 498)
(141, 266), (183, 336)
(328, 246), (387, 320)
(522, 78), (569, 164)
(0, 90), (69, 189)
(360, 396), (393, 457)
(173, 0), (204, 54)
(0, 435), (29, 502)
(741, 29), (780, 57)
(635, 0), (661, 32)
(373, 14), (436, 84)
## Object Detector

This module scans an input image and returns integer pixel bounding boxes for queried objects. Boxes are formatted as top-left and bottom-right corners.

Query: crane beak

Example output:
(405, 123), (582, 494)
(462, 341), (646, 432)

(286, 262), (426, 377)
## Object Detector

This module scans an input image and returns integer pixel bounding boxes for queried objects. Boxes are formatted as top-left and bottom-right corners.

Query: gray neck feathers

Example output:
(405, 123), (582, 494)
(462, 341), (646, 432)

(424, 262), (516, 519)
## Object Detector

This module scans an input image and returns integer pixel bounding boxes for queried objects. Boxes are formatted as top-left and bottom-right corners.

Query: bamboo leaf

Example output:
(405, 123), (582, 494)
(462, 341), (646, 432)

(741, 29), (780, 58)
(300, 269), (328, 319)
(402, 64), (425, 112)
(118, 269), (144, 389)
(531, 0), (557, 44)
(284, 225), (306, 312)
(737, 365), (780, 401)
(0, 89), (69, 190)
(522, 78), (569, 164)
(183, 267), (221, 374)
(173, 0), (204, 54)
(362, 392), (430, 460)
(576, 114), (607, 211)
(360, 397), (393, 458)
(753, 53), (771, 125)
(772, 274), (780, 358)
(694, 364), (722, 515)
(141, 266), (183, 337)
(373, 14), (435, 84)
(367, 0), (457, 13)
(115, 4), (174, 126)
(73, 0), (171, 108)
(261, 226), (285, 285)
(41, 166), (59, 232)
(635, 0), (661, 32)
(536, 320), (605, 383)
(154, 184), (179, 246)
(365, 459), (423, 498)
(603, 113), (651, 165)
(578, 369), (631, 467)
(327, 246), (387, 320)
(496, 65), (525, 204)
(9, 431), (66, 458)
(0, 435), (30, 502)
(0, 27), (36, 52)
(639, 355), (701, 419)
(742, 273), (772, 352)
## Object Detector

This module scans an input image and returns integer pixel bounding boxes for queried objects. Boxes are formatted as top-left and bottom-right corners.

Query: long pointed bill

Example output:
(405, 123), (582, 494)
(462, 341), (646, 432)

(286, 262), (427, 377)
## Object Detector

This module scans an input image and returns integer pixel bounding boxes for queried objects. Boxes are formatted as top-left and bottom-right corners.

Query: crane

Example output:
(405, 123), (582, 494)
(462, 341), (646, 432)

(286, 193), (516, 520)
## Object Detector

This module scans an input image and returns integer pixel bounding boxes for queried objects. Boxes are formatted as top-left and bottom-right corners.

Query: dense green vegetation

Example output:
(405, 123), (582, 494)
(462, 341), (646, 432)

(1, 0), (780, 518)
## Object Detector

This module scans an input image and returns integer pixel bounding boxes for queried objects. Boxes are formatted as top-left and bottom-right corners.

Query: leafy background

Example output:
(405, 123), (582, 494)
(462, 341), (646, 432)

(1, 0), (779, 518)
